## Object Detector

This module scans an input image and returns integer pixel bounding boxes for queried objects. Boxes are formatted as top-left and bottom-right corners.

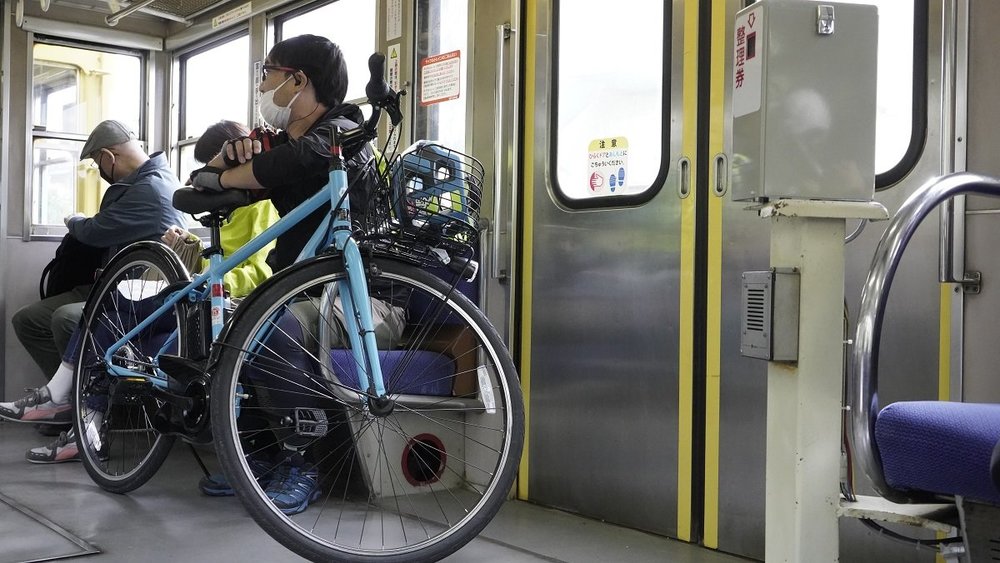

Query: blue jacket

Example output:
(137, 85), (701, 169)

(67, 152), (186, 262)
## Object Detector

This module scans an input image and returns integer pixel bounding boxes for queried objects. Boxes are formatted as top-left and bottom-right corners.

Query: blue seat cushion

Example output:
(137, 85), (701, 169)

(875, 401), (1000, 505)
(330, 350), (456, 396)
(404, 265), (478, 325)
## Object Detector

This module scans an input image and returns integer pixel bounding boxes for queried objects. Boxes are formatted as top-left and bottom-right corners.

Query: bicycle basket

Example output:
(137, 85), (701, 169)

(367, 141), (484, 263)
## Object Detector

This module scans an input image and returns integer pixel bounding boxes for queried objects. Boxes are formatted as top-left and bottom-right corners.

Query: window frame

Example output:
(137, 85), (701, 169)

(412, 0), (470, 153)
(548, 0), (672, 210)
(176, 28), (252, 143)
(270, 0), (378, 105)
(875, 0), (927, 190)
(27, 35), (147, 239)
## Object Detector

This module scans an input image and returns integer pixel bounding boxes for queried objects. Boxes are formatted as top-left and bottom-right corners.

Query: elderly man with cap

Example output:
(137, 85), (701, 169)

(4, 120), (186, 426)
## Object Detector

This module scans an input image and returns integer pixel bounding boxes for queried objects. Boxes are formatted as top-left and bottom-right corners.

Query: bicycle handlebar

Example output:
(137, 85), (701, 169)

(367, 53), (404, 126)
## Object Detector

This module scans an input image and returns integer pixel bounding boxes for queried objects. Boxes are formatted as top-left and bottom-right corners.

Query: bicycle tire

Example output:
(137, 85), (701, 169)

(74, 243), (188, 494)
(211, 256), (524, 562)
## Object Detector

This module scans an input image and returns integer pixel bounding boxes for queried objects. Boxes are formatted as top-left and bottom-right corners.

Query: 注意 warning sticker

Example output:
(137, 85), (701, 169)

(733, 5), (764, 118)
(587, 137), (629, 195)
(420, 50), (461, 106)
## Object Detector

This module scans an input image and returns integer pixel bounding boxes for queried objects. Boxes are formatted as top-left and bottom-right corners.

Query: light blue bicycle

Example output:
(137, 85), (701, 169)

(72, 53), (524, 562)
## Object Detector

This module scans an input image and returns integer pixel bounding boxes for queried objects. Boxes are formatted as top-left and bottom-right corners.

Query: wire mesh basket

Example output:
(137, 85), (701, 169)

(365, 141), (484, 266)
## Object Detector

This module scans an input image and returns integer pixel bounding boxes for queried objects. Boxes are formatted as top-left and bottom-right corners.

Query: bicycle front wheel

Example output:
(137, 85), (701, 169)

(211, 256), (523, 562)
(74, 243), (188, 493)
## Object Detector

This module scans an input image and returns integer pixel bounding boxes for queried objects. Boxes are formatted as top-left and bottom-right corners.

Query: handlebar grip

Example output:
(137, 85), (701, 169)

(364, 52), (404, 127)
(366, 53), (391, 103)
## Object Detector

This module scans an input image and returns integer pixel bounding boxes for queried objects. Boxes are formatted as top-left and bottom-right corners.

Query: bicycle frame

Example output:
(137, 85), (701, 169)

(102, 152), (387, 399)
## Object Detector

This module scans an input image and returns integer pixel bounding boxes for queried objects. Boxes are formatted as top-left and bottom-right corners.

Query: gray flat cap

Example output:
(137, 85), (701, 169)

(80, 120), (135, 160)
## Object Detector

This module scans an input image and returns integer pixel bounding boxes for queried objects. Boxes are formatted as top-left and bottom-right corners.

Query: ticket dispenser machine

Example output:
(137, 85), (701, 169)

(731, 2), (887, 561)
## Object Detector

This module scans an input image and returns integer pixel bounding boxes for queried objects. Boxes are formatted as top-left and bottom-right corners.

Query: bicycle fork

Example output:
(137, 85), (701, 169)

(336, 240), (388, 401)
(326, 162), (389, 407)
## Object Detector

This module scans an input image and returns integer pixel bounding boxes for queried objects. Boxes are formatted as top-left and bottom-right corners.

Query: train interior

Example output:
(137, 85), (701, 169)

(0, 0), (999, 561)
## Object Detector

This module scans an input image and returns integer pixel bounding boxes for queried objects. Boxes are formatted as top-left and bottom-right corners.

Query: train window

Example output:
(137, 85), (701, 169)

(177, 33), (251, 180)
(181, 35), (250, 143)
(276, 0), (377, 103)
(551, 0), (668, 207)
(412, 0), (469, 152)
(838, 0), (918, 179)
(30, 41), (142, 233)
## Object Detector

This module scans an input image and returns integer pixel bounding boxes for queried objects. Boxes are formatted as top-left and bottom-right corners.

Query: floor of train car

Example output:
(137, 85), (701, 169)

(0, 422), (746, 563)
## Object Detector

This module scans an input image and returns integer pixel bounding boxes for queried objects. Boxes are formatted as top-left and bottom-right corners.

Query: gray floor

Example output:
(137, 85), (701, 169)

(0, 421), (747, 563)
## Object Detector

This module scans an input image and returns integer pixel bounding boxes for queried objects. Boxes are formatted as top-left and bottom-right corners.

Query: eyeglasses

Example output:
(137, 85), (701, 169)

(261, 64), (299, 81)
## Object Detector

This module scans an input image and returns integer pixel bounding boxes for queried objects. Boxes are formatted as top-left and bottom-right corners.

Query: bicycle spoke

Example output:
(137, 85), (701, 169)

(75, 249), (183, 493)
(213, 257), (522, 560)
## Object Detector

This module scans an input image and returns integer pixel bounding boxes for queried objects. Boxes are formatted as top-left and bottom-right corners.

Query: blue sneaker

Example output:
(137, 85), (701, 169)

(265, 457), (321, 515)
(199, 458), (275, 496)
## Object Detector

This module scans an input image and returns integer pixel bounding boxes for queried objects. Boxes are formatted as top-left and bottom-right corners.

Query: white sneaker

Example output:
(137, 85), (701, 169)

(0, 386), (71, 424)
(26, 430), (80, 464)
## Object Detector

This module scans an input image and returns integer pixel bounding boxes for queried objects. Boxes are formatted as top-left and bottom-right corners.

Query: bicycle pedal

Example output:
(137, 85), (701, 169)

(295, 408), (329, 437)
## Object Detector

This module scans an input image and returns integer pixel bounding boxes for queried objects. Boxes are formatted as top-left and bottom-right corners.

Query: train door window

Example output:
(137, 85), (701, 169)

(30, 40), (142, 236)
(275, 0), (377, 104)
(551, 0), (668, 208)
(177, 33), (251, 180)
(413, 0), (469, 152)
(838, 0), (923, 185)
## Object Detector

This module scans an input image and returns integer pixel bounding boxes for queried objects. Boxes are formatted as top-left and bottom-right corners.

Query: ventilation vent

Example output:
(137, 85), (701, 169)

(149, 0), (222, 19)
(745, 287), (767, 333)
(740, 269), (799, 361)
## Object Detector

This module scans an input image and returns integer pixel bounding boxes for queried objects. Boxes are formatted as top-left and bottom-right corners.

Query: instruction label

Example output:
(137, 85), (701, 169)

(733, 5), (764, 118)
(587, 137), (629, 195)
(420, 50), (461, 106)
(387, 44), (402, 152)
(386, 0), (402, 41)
(387, 43), (401, 91)
(212, 2), (251, 28)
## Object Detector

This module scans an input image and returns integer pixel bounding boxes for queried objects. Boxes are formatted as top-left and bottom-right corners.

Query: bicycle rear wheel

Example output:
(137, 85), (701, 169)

(74, 243), (188, 493)
(211, 256), (523, 562)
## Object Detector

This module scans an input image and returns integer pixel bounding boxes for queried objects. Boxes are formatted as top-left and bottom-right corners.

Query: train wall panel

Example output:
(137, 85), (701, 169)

(3, 239), (58, 400)
(962, 0), (1000, 405)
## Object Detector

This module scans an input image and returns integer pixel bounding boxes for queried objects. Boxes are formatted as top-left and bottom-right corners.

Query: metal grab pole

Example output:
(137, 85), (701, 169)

(849, 172), (1000, 503)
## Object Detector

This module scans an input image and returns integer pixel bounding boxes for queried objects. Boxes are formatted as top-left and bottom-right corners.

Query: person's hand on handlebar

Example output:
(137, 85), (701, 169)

(189, 165), (226, 192)
(222, 137), (262, 167)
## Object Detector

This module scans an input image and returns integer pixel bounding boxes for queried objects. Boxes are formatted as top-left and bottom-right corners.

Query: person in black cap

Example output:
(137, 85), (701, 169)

(4, 119), (187, 426)
(17, 120), (279, 464)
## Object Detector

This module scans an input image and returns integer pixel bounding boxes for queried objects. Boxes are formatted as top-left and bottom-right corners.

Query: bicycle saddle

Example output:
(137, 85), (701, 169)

(173, 187), (252, 215)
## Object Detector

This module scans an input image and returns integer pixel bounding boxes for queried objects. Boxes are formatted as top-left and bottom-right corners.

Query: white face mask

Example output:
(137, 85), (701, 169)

(258, 76), (301, 129)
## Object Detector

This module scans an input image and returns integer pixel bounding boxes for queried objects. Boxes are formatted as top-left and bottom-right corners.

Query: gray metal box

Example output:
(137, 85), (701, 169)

(731, 0), (878, 202)
(741, 269), (800, 361)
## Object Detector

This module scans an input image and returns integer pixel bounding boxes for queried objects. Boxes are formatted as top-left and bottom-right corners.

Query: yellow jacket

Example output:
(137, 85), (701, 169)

(214, 201), (279, 298)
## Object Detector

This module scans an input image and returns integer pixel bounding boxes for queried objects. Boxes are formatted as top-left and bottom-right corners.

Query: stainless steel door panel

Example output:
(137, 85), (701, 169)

(524, 0), (685, 537)
(530, 208), (681, 534)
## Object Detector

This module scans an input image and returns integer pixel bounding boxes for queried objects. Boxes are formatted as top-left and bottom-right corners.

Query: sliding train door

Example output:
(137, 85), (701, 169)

(519, 0), (690, 538)
(521, 0), (959, 559)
